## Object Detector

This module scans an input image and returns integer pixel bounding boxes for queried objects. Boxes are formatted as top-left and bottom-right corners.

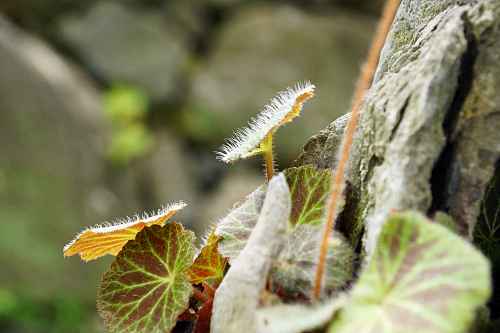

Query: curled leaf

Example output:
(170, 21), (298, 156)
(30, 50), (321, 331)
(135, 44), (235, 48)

(63, 202), (186, 262)
(97, 223), (195, 333)
(217, 82), (315, 163)
(329, 212), (491, 333)
(211, 174), (291, 333)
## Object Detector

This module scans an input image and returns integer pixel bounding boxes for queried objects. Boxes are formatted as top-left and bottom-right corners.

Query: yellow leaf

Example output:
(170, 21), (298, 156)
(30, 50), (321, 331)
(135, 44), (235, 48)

(63, 202), (186, 262)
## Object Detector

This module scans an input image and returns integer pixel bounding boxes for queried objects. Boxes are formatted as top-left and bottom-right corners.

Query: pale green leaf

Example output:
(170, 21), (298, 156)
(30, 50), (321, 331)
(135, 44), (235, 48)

(329, 212), (491, 333)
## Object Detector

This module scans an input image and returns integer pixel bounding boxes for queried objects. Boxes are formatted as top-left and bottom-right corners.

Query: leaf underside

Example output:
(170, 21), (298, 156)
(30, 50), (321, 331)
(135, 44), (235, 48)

(329, 212), (491, 333)
(97, 223), (196, 333)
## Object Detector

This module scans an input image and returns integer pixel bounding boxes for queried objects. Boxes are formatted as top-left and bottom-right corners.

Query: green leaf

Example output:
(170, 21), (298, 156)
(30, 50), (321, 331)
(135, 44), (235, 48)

(270, 225), (354, 298)
(97, 223), (196, 333)
(329, 212), (491, 333)
(285, 166), (331, 227)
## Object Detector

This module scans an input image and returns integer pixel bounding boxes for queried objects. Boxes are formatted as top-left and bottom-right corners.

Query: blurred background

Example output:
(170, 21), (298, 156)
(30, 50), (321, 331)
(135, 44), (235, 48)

(0, 0), (380, 332)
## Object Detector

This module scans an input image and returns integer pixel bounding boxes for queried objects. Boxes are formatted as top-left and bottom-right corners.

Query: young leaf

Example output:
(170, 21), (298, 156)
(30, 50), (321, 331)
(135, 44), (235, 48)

(97, 223), (196, 333)
(187, 233), (228, 286)
(285, 166), (331, 227)
(63, 202), (186, 262)
(270, 225), (354, 298)
(217, 82), (315, 163)
(329, 212), (491, 333)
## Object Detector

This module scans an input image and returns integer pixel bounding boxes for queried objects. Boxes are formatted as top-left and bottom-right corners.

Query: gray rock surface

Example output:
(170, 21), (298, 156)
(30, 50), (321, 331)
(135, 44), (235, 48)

(296, 0), (500, 255)
(58, 1), (191, 101)
(0, 14), (109, 299)
(183, 4), (375, 161)
(0, 16), (199, 302)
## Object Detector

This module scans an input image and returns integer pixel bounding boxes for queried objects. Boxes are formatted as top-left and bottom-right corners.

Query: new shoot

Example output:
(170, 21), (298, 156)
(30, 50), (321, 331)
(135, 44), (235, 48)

(217, 81), (315, 181)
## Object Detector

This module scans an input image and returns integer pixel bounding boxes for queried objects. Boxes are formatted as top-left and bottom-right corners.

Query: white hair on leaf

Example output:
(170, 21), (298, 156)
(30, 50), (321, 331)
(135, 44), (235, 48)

(217, 81), (315, 163)
(63, 201), (187, 254)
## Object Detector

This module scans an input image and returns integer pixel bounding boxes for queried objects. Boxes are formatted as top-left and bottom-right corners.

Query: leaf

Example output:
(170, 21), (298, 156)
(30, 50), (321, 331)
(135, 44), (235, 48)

(270, 225), (354, 299)
(329, 212), (491, 333)
(215, 186), (266, 262)
(285, 166), (331, 227)
(217, 82), (315, 163)
(63, 202), (186, 262)
(257, 296), (346, 333)
(187, 233), (228, 286)
(211, 174), (291, 333)
(216, 166), (330, 262)
(97, 223), (196, 333)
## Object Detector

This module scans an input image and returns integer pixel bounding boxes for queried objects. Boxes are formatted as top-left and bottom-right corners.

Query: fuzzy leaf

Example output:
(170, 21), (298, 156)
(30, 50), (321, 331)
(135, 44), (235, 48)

(257, 296), (346, 333)
(270, 224), (354, 298)
(329, 212), (491, 333)
(285, 166), (331, 226)
(63, 202), (186, 262)
(97, 223), (196, 333)
(215, 186), (266, 262)
(188, 233), (228, 286)
(216, 166), (331, 262)
(217, 82), (315, 163)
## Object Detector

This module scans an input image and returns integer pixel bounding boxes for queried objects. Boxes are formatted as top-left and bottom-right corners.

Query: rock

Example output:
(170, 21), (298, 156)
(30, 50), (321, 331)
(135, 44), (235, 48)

(183, 4), (375, 162)
(0, 0), (96, 31)
(312, 0), (385, 14)
(134, 131), (198, 226)
(0, 15), (199, 305)
(57, 1), (191, 101)
(297, 0), (500, 254)
(0, 15), (110, 300)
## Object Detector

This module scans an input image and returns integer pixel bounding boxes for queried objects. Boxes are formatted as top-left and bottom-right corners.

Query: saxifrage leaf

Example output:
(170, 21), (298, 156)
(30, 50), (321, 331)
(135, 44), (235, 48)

(97, 223), (196, 333)
(187, 233), (228, 286)
(216, 166), (330, 262)
(63, 202), (186, 262)
(285, 166), (331, 227)
(329, 211), (491, 333)
(270, 224), (354, 298)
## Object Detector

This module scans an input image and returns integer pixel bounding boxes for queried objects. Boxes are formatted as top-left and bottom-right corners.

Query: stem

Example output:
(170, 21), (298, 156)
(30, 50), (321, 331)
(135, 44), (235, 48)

(312, 0), (400, 300)
(193, 288), (209, 303)
(262, 133), (275, 181)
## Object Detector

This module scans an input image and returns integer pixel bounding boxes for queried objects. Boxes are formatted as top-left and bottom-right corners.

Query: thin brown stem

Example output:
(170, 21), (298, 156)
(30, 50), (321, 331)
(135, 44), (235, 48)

(313, 0), (400, 300)
(263, 133), (275, 181)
